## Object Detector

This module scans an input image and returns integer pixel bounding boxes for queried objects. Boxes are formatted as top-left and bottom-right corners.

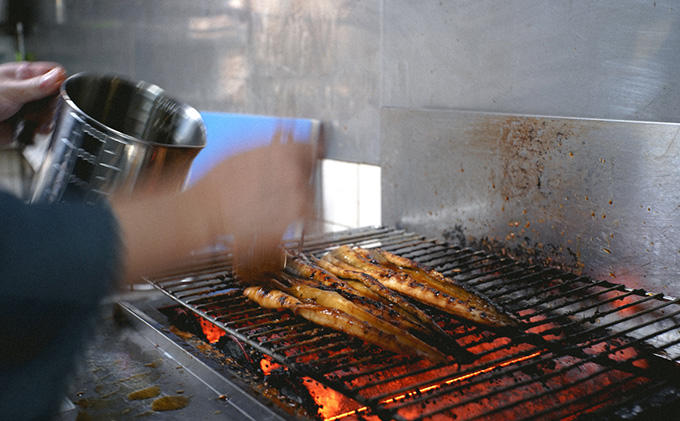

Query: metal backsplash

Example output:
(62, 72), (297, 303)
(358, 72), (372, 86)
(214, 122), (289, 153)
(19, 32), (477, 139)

(381, 108), (680, 297)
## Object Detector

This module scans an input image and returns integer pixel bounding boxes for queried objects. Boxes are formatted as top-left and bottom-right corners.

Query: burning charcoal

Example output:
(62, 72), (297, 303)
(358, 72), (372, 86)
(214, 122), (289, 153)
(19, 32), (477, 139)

(265, 368), (319, 415)
(145, 228), (680, 420)
(167, 307), (207, 342)
(215, 335), (263, 376)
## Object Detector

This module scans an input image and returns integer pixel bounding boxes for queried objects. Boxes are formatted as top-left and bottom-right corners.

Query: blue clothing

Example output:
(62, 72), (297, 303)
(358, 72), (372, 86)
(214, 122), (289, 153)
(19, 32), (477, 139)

(0, 191), (122, 420)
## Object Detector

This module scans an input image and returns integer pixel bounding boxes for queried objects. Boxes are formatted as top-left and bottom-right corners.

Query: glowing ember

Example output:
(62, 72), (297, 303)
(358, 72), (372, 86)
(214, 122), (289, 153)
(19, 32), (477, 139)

(198, 317), (226, 343)
(324, 352), (542, 421)
(304, 377), (371, 421)
(169, 266), (670, 421)
(257, 354), (369, 419)
(260, 357), (283, 375)
(183, 303), (661, 421)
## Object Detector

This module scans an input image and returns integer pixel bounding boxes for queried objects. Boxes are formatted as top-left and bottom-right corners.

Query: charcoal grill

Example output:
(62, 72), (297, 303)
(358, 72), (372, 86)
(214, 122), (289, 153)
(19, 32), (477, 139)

(139, 226), (680, 420)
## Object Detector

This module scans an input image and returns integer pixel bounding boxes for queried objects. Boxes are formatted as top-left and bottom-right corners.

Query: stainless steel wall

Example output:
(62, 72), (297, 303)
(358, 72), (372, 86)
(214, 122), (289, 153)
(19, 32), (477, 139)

(378, 0), (680, 295)
(22, 1), (680, 292)
(383, 1), (680, 123)
(26, 0), (381, 164)
(24, 0), (680, 163)
(382, 109), (680, 296)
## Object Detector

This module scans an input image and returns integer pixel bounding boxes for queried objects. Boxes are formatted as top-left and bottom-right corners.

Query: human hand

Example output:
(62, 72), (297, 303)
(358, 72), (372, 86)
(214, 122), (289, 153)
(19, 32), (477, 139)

(192, 142), (315, 275)
(0, 61), (67, 145)
(113, 141), (316, 282)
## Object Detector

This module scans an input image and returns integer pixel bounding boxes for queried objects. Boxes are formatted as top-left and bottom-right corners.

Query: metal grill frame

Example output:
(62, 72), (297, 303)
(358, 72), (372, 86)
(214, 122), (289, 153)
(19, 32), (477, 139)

(146, 226), (680, 420)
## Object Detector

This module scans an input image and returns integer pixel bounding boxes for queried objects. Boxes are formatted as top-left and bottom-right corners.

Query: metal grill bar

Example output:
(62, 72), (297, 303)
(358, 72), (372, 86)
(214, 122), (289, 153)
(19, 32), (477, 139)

(147, 226), (680, 420)
(411, 357), (635, 421)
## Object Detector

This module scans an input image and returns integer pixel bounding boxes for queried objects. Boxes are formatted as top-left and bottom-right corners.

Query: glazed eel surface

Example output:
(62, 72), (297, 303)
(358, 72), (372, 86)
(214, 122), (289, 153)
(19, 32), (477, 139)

(240, 245), (518, 364)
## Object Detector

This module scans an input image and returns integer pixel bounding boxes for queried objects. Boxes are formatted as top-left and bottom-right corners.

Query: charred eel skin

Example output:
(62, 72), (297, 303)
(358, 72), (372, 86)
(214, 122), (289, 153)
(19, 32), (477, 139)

(322, 245), (518, 328)
(238, 245), (510, 364)
(243, 286), (449, 363)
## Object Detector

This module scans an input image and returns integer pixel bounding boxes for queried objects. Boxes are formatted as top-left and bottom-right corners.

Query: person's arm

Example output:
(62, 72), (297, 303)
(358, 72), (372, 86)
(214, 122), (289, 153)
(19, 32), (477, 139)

(0, 60), (314, 419)
(112, 141), (314, 282)
(0, 190), (122, 419)
(0, 190), (121, 304)
(0, 61), (315, 284)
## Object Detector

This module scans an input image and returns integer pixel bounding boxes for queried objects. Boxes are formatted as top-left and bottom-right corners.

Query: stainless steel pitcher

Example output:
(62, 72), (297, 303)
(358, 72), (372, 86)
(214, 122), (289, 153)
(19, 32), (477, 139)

(31, 73), (206, 204)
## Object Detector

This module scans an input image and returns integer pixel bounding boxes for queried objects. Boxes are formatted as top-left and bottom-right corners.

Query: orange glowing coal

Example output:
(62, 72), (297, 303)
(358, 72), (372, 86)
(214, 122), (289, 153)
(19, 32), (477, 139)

(323, 351), (542, 421)
(307, 376), (369, 421)
(195, 308), (651, 420)
(198, 317), (226, 343)
(610, 293), (651, 317)
(257, 354), (368, 419)
(260, 357), (283, 375)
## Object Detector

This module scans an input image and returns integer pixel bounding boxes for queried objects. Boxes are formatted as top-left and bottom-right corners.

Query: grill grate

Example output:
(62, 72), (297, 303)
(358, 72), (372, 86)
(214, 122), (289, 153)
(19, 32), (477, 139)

(147, 226), (680, 420)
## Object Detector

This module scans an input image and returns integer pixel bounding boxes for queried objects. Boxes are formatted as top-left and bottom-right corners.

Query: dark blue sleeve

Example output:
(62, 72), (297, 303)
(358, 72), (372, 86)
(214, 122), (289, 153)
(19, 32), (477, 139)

(0, 191), (123, 419)
(0, 191), (122, 304)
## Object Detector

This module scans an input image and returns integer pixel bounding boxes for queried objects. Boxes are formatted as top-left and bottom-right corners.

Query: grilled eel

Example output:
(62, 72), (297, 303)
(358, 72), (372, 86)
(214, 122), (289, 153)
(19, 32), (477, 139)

(308, 258), (451, 336)
(321, 245), (518, 327)
(277, 272), (427, 335)
(283, 253), (475, 363)
(243, 286), (448, 363)
(285, 255), (443, 337)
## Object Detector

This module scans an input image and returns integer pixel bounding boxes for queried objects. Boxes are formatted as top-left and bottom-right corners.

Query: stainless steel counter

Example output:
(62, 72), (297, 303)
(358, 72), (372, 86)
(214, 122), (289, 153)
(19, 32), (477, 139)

(65, 291), (289, 420)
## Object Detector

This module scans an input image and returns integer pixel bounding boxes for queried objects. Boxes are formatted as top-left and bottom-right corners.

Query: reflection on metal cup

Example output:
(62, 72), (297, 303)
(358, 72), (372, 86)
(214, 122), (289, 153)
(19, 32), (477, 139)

(30, 73), (206, 204)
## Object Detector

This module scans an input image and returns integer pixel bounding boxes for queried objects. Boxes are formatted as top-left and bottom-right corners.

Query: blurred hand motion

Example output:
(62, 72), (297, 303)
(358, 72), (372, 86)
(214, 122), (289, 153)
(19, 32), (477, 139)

(0, 61), (67, 145)
(114, 141), (316, 282)
(193, 141), (315, 280)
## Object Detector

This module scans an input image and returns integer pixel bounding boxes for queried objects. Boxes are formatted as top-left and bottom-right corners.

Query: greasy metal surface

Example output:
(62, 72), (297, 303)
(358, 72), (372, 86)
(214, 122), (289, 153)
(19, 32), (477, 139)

(147, 227), (680, 420)
(382, 108), (680, 297)
(115, 298), (292, 421)
(66, 293), (267, 420)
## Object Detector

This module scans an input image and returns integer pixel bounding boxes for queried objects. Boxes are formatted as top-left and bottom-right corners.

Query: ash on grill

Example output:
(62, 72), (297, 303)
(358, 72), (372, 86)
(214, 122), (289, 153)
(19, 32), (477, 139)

(164, 305), (321, 418)
(144, 226), (680, 421)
